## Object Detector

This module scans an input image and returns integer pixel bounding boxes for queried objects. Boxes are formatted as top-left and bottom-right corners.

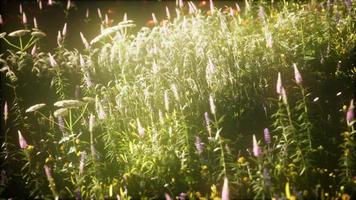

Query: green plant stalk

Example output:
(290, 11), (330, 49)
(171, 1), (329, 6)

(299, 85), (312, 149)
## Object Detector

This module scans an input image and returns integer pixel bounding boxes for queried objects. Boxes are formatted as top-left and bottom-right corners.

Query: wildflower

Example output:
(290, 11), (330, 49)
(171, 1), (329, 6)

(209, 0), (214, 15)
(0, 14), (3, 25)
(265, 32), (273, 48)
(22, 12), (27, 24)
(62, 23), (67, 37)
(54, 108), (68, 118)
(164, 90), (169, 111)
(66, 0), (71, 10)
(25, 103), (46, 113)
(253, 134), (261, 157)
(166, 6), (171, 20)
(137, 118), (145, 137)
(293, 63), (302, 85)
(281, 87), (288, 104)
(221, 177), (229, 200)
(206, 58), (215, 82)
(229, 7), (235, 17)
(54, 100), (83, 108)
(33, 17), (38, 29)
(3, 102), (8, 124)
(79, 151), (86, 175)
(195, 136), (204, 154)
(44, 165), (55, 189)
(177, 0), (183, 9)
(97, 103), (106, 120)
(171, 84), (179, 101)
(245, 0), (251, 12)
(258, 6), (265, 22)
(85, 8), (89, 18)
(19, 4), (23, 14)
(263, 168), (271, 187)
(48, 0), (53, 6)
(235, 3), (241, 13)
(188, 2), (197, 14)
(105, 14), (109, 26)
(79, 54), (85, 67)
(165, 193), (172, 200)
(48, 53), (57, 67)
(57, 31), (62, 46)
(38, 0), (43, 10)
(97, 8), (102, 19)
(264, 128), (271, 144)
(123, 13), (128, 21)
(57, 116), (65, 133)
(18, 130), (28, 149)
(276, 72), (282, 95)
(80, 32), (90, 49)
(204, 112), (212, 137)
(209, 95), (216, 115)
(89, 114), (95, 133)
(152, 13), (158, 25)
(346, 99), (354, 125)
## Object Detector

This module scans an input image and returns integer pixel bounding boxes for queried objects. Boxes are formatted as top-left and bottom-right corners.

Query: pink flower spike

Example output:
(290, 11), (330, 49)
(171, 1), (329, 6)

(85, 8), (89, 18)
(209, 0), (214, 15)
(0, 14), (3, 25)
(4, 102), (8, 124)
(253, 134), (261, 157)
(165, 193), (172, 200)
(80, 32), (89, 49)
(19, 4), (23, 14)
(33, 17), (38, 29)
(221, 177), (229, 200)
(178, 0), (183, 9)
(44, 165), (53, 181)
(66, 0), (71, 10)
(152, 13), (158, 25)
(97, 8), (102, 19)
(48, 0), (53, 6)
(137, 118), (145, 137)
(22, 12), (27, 24)
(38, 0), (43, 10)
(31, 44), (37, 57)
(281, 87), (288, 104)
(62, 23), (67, 37)
(293, 63), (302, 85)
(48, 53), (57, 67)
(346, 99), (354, 125)
(276, 72), (282, 95)
(166, 6), (171, 20)
(105, 14), (109, 25)
(264, 128), (271, 144)
(18, 130), (28, 149)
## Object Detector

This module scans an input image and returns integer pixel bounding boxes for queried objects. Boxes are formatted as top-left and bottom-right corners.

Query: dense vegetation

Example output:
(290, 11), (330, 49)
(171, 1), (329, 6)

(0, 0), (355, 199)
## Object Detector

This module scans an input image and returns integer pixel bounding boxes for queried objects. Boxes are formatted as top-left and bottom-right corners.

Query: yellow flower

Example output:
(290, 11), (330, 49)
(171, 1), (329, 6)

(238, 156), (245, 164)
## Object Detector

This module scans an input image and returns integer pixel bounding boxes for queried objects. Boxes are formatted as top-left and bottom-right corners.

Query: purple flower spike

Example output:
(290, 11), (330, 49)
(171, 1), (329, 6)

(221, 177), (229, 200)
(18, 130), (28, 149)
(264, 128), (271, 144)
(293, 63), (302, 85)
(253, 134), (261, 157)
(346, 99), (354, 125)
(44, 165), (53, 181)
(195, 136), (204, 154)
(276, 72), (282, 95)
